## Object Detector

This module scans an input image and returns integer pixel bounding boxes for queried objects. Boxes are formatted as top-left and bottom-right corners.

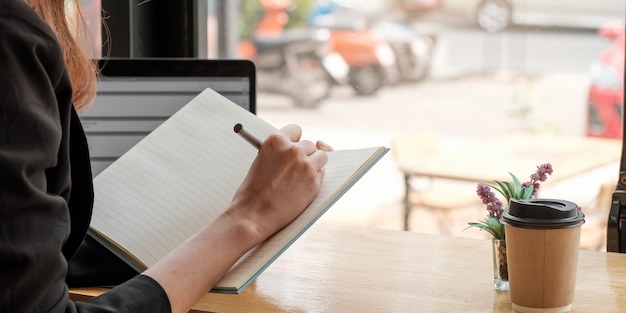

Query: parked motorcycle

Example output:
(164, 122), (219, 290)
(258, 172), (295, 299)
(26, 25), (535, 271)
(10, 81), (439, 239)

(308, 5), (399, 96)
(310, 1), (433, 87)
(370, 20), (434, 83)
(237, 0), (347, 108)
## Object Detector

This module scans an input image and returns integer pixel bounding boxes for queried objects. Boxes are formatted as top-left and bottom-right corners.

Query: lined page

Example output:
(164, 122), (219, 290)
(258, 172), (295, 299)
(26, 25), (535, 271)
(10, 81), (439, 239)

(88, 88), (389, 292)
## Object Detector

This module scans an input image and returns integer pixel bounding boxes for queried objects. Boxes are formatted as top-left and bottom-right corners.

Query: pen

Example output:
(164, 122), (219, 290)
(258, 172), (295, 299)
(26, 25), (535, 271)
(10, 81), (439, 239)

(234, 123), (262, 150)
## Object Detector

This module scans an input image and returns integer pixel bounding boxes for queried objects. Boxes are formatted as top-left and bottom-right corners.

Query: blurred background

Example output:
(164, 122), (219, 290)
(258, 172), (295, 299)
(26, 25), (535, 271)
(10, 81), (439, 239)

(74, 0), (625, 251)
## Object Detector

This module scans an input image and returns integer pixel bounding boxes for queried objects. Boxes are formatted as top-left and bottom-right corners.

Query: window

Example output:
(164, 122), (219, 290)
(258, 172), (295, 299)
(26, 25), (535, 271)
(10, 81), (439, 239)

(78, 0), (625, 250)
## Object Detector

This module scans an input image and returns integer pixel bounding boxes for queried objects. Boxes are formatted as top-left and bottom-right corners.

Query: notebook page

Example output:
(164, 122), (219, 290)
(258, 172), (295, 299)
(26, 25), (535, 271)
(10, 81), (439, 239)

(214, 147), (387, 292)
(89, 88), (276, 270)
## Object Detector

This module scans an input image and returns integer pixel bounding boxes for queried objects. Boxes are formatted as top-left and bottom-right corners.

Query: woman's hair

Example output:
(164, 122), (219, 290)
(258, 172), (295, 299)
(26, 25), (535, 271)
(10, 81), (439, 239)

(27, 0), (98, 112)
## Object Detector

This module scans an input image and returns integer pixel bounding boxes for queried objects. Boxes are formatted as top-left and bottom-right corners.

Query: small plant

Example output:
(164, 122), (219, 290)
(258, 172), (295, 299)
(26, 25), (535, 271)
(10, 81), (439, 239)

(466, 163), (553, 240)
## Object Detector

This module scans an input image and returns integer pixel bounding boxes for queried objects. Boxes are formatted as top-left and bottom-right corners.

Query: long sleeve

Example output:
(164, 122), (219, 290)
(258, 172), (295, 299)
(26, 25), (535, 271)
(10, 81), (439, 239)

(0, 1), (170, 312)
(67, 275), (171, 313)
(0, 2), (74, 311)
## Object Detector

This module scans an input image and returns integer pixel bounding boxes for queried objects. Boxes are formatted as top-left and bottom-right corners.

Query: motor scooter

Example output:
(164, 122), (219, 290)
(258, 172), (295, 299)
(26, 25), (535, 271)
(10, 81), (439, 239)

(370, 20), (434, 83)
(308, 4), (399, 96)
(237, 0), (348, 108)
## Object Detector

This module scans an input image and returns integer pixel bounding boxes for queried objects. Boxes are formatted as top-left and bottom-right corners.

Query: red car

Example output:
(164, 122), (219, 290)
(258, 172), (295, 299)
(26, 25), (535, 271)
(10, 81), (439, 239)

(587, 22), (625, 139)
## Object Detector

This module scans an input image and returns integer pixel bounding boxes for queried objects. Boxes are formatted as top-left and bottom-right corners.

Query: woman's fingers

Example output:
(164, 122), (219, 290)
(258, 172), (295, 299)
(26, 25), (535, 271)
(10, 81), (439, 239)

(277, 124), (303, 143)
(271, 124), (332, 171)
(309, 149), (329, 175)
(316, 140), (334, 152)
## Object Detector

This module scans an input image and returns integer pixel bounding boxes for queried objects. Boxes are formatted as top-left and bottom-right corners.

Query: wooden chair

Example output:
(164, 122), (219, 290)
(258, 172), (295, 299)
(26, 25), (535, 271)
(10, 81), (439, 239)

(391, 133), (480, 234)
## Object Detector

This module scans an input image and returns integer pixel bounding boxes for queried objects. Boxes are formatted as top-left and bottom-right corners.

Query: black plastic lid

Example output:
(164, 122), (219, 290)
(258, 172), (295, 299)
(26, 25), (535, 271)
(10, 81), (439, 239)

(502, 198), (585, 229)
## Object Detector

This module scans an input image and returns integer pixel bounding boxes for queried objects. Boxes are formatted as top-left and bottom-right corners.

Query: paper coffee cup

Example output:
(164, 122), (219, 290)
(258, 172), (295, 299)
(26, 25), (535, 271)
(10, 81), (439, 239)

(502, 199), (585, 313)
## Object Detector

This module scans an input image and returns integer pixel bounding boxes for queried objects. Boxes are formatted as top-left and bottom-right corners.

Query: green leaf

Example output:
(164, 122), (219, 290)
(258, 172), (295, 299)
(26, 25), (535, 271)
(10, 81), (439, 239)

(509, 172), (522, 191)
(520, 185), (534, 199)
(485, 218), (505, 239)
(493, 180), (511, 201)
(509, 172), (523, 197)
(465, 218), (505, 240)
(489, 183), (505, 197)
(502, 181), (517, 200)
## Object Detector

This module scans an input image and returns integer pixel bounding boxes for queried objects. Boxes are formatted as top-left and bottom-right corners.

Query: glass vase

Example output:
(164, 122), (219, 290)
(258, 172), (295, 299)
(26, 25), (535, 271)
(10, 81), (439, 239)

(492, 238), (509, 292)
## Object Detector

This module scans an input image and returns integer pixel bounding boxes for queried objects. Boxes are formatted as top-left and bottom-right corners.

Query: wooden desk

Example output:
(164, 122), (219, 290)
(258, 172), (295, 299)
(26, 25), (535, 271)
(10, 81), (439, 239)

(71, 223), (626, 312)
(397, 132), (621, 184)
(394, 132), (622, 231)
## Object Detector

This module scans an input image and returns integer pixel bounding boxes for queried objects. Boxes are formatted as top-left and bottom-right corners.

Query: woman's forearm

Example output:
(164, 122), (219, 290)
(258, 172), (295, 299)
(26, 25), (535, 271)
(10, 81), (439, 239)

(143, 209), (259, 313)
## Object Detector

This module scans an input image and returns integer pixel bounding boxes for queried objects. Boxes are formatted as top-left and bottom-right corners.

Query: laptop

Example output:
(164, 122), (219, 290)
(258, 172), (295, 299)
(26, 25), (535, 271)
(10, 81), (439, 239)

(80, 58), (256, 176)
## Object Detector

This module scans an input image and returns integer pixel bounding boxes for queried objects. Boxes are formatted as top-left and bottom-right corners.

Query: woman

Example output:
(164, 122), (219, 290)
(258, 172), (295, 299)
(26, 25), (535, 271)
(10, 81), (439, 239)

(0, 1), (330, 312)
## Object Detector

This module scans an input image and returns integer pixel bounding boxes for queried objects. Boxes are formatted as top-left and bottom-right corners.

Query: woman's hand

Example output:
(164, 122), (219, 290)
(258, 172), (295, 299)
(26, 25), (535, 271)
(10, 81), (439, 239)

(227, 124), (331, 242)
(145, 124), (332, 312)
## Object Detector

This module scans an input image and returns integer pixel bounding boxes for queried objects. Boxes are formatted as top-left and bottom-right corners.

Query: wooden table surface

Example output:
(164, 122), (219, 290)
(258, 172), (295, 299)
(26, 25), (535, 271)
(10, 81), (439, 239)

(71, 223), (626, 312)
(396, 132), (622, 184)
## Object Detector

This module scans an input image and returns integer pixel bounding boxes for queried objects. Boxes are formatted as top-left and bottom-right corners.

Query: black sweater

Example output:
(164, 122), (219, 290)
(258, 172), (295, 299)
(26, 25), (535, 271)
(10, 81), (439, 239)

(0, 1), (170, 312)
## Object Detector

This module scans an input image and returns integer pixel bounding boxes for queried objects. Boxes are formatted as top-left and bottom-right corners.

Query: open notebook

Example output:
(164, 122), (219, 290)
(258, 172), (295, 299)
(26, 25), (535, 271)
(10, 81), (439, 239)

(88, 88), (389, 293)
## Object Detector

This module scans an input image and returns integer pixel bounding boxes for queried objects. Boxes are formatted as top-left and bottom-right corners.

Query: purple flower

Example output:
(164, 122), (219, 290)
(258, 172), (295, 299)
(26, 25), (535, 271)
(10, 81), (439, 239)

(531, 163), (553, 182)
(469, 163), (555, 240)
(476, 183), (504, 220)
(523, 163), (553, 197)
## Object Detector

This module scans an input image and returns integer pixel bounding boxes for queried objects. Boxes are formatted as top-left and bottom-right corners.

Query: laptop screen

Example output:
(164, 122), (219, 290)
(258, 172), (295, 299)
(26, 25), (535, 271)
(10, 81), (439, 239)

(80, 58), (256, 176)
